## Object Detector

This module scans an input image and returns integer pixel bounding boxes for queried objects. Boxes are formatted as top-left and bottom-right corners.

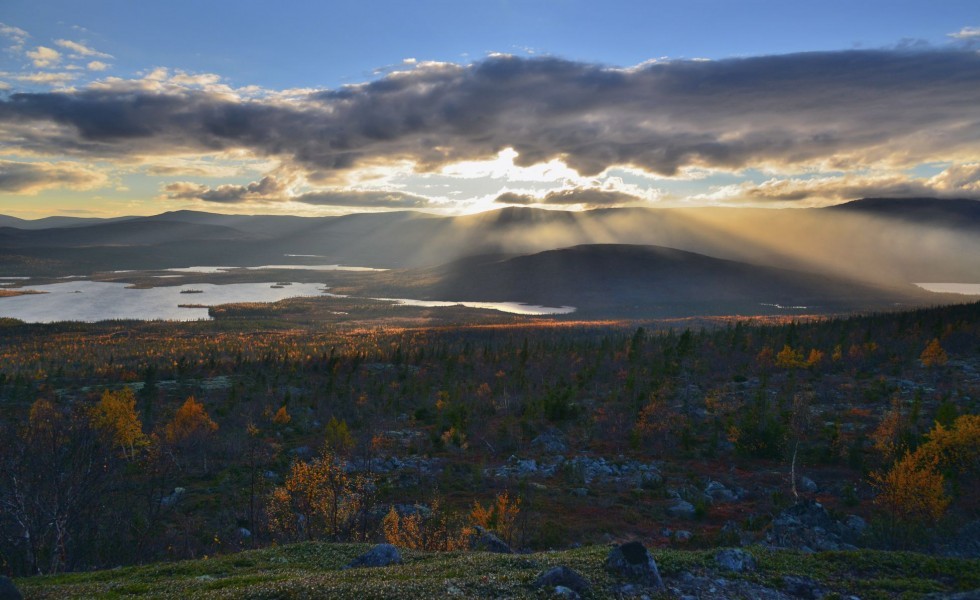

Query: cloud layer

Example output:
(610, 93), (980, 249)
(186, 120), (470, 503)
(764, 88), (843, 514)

(0, 159), (107, 193)
(2, 50), (979, 174)
(2, 49), (980, 208)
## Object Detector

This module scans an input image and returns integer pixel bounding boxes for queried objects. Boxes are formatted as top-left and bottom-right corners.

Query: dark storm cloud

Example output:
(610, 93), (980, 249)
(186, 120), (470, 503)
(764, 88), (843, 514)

(495, 188), (641, 206)
(0, 159), (106, 193)
(3, 50), (980, 177)
(164, 176), (433, 208)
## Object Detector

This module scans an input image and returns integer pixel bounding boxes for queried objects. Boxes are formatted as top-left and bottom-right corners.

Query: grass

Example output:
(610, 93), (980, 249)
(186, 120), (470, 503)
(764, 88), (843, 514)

(13, 543), (980, 599)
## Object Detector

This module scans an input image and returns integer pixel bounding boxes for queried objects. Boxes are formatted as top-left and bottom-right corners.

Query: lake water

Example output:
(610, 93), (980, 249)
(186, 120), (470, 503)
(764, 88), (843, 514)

(0, 280), (576, 322)
(164, 264), (388, 273)
(373, 297), (576, 315)
(0, 280), (330, 322)
(915, 283), (980, 295)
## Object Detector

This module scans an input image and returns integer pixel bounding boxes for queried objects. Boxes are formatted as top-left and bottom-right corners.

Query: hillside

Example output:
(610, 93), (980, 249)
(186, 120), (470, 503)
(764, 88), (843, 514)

(12, 542), (980, 599)
(356, 244), (943, 317)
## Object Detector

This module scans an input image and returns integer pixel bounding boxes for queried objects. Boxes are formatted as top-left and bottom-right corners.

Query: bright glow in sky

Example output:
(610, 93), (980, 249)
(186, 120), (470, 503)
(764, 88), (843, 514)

(1, 1), (979, 218)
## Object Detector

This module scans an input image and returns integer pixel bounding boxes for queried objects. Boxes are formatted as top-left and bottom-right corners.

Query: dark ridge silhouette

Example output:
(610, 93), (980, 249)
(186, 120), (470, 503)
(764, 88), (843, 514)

(364, 244), (943, 317)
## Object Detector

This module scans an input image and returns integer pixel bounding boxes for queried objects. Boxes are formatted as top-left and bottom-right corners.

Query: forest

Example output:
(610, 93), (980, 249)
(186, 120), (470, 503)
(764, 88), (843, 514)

(0, 301), (977, 578)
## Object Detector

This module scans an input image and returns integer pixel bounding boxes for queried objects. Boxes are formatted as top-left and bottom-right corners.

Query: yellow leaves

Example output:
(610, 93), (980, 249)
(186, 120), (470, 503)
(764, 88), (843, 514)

(90, 388), (146, 460)
(920, 338), (949, 367)
(382, 498), (471, 552)
(469, 491), (521, 546)
(775, 345), (806, 369)
(871, 450), (949, 523)
(917, 414), (980, 477)
(164, 396), (218, 445)
(323, 417), (354, 456)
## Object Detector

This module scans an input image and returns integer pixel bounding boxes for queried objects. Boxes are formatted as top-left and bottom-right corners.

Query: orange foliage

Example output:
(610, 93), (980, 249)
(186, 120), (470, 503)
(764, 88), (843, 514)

(272, 405), (291, 425)
(164, 396), (218, 444)
(382, 498), (471, 551)
(470, 491), (521, 546)
(920, 338), (949, 367)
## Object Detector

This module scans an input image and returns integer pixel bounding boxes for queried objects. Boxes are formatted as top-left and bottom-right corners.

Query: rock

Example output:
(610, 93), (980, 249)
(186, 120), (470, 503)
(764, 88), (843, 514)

(531, 428), (568, 454)
(343, 543), (402, 569)
(766, 500), (855, 552)
(533, 566), (592, 596)
(715, 548), (757, 572)
(674, 530), (693, 542)
(605, 541), (665, 589)
(160, 486), (185, 507)
(782, 575), (825, 599)
(667, 499), (697, 519)
(0, 577), (22, 600)
(237, 527), (252, 538)
(571, 487), (589, 497)
(799, 476), (819, 493)
(553, 585), (580, 599)
(469, 526), (513, 554)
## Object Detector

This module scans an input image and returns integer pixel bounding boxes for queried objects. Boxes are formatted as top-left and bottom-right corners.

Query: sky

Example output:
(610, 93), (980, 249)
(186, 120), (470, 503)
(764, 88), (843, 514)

(1, 0), (979, 218)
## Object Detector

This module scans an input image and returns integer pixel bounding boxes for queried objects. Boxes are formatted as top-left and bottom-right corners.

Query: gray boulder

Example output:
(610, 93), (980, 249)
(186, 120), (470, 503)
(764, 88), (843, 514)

(469, 526), (513, 554)
(605, 541), (665, 589)
(923, 591), (980, 600)
(533, 566), (591, 596)
(667, 499), (697, 519)
(343, 543), (402, 569)
(715, 548), (757, 573)
(782, 575), (825, 599)
(0, 577), (21, 600)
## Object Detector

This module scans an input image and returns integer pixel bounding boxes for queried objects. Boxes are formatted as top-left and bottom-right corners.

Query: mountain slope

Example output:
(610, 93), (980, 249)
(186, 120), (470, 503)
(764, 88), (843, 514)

(367, 244), (942, 316)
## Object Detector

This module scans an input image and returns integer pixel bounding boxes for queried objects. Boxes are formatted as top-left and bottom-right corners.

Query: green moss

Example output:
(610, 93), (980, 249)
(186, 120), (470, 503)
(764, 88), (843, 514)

(14, 543), (980, 599)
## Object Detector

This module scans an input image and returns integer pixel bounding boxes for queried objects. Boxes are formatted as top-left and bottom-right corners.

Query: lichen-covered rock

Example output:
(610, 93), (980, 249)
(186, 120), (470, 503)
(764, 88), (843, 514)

(533, 566), (591, 596)
(0, 576), (22, 600)
(605, 541), (664, 589)
(715, 548), (757, 573)
(343, 543), (402, 569)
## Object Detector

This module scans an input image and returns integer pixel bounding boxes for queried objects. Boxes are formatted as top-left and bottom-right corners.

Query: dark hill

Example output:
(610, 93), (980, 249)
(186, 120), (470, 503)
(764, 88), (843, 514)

(383, 244), (941, 317)
(0, 220), (254, 248)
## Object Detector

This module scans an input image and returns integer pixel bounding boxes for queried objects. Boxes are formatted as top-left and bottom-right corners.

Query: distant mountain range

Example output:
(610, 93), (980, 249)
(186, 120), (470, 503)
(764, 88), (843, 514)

(0, 197), (977, 316)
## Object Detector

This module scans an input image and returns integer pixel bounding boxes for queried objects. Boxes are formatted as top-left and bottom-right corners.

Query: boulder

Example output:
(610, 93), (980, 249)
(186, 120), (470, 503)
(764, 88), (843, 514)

(782, 575), (825, 599)
(469, 526), (513, 554)
(605, 541), (665, 589)
(765, 500), (856, 552)
(343, 543), (402, 569)
(667, 499), (697, 519)
(0, 577), (21, 600)
(533, 566), (591, 596)
(715, 548), (757, 573)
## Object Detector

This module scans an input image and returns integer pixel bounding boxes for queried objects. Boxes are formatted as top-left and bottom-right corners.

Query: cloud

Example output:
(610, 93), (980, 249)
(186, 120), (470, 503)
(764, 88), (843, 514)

(87, 61), (110, 71)
(696, 164), (980, 204)
(0, 22), (28, 52)
(163, 174), (433, 208)
(496, 188), (642, 207)
(54, 39), (112, 59)
(13, 71), (77, 85)
(0, 160), (107, 194)
(1, 50), (980, 183)
(948, 26), (980, 40)
(26, 46), (61, 68)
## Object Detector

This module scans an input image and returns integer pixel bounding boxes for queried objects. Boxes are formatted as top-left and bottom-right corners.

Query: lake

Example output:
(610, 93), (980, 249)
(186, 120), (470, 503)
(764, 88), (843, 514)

(0, 280), (576, 322)
(0, 280), (330, 322)
(915, 283), (980, 295)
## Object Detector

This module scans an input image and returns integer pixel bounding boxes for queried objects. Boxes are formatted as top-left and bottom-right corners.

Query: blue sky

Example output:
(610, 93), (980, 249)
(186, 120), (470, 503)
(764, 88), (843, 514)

(1, 1), (979, 217)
